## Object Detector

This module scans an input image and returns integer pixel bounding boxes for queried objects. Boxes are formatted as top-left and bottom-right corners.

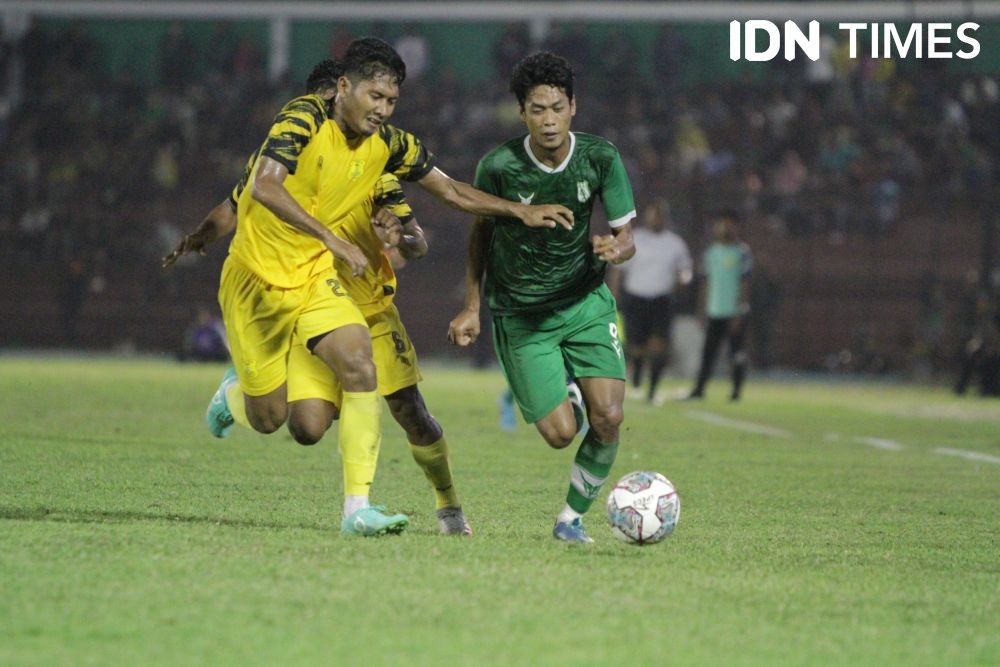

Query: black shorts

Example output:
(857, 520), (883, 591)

(621, 292), (674, 346)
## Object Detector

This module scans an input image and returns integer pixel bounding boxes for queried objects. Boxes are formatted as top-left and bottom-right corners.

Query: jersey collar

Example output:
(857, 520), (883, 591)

(523, 132), (575, 174)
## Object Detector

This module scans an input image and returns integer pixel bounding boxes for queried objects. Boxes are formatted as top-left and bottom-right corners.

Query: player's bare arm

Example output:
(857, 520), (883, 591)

(447, 216), (491, 347)
(416, 167), (574, 231)
(252, 156), (369, 277)
(372, 207), (428, 260)
(162, 199), (237, 267)
(592, 221), (635, 265)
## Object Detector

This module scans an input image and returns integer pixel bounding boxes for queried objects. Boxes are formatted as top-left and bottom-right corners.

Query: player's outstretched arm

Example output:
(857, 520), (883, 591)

(416, 167), (574, 231)
(162, 199), (237, 267)
(592, 221), (636, 265)
(252, 156), (368, 277)
(447, 216), (491, 347)
(372, 207), (428, 260)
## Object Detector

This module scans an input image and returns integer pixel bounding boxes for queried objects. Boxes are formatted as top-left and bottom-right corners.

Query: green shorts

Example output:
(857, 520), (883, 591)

(492, 283), (626, 423)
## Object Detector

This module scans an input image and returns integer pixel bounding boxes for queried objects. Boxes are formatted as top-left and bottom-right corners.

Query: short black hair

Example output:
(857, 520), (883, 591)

(342, 37), (406, 85)
(306, 59), (344, 94)
(509, 51), (574, 108)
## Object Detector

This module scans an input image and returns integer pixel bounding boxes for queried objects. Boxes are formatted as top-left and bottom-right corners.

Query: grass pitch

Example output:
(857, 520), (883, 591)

(1, 357), (998, 666)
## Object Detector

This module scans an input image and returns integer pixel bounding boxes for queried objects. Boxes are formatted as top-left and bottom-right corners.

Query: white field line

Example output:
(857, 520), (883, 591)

(685, 410), (792, 439)
(934, 448), (1000, 465)
(854, 436), (905, 451)
(824, 432), (904, 451)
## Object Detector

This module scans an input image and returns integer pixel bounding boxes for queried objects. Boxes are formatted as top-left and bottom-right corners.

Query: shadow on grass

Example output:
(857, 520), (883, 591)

(0, 505), (330, 532)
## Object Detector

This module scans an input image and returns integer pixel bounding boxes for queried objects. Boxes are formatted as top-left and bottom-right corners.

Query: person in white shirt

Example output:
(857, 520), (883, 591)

(610, 199), (692, 403)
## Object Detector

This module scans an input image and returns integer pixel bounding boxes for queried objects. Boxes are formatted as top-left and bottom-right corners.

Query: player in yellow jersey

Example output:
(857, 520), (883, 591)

(169, 39), (572, 536)
(168, 169), (472, 535)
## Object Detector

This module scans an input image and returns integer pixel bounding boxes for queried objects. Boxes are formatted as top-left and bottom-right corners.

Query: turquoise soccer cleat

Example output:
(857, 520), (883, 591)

(206, 367), (237, 438)
(341, 505), (409, 537)
(553, 517), (594, 544)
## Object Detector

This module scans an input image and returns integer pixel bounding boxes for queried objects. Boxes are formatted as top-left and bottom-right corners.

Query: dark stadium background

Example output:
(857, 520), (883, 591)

(1, 0), (997, 381)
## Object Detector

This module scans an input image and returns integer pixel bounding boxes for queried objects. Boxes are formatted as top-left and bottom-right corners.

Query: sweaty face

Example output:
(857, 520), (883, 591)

(521, 85), (575, 154)
(339, 73), (399, 137)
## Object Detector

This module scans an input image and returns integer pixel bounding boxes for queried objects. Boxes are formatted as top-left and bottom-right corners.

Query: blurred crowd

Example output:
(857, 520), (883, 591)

(0, 20), (997, 380)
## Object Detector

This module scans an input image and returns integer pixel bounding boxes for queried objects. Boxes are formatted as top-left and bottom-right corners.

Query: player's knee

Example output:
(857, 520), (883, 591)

(288, 419), (325, 446)
(539, 423), (576, 449)
(732, 351), (749, 367)
(338, 352), (377, 391)
(247, 411), (286, 434)
(589, 402), (624, 434)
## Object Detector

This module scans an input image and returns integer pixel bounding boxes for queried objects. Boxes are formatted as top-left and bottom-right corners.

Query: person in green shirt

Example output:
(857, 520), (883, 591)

(684, 210), (754, 401)
(448, 52), (637, 544)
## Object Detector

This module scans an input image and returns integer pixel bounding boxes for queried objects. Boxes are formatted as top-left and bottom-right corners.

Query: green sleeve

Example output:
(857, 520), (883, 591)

(600, 150), (636, 228)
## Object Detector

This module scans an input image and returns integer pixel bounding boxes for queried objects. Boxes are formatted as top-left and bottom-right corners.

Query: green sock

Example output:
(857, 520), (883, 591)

(566, 430), (619, 514)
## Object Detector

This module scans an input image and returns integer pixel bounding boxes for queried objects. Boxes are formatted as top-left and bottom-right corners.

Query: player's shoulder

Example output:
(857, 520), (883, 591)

(573, 132), (621, 159)
(377, 122), (420, 148)
(478, 136), (526, 172)
(278, 94), (329, 122)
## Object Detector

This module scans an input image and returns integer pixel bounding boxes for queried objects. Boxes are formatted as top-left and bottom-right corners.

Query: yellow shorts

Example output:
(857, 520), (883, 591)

(287, 303), (422, 404)
(218, 256), (367, 396)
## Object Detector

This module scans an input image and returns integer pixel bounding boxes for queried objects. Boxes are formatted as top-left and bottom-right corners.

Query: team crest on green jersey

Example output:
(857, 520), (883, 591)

(577, 181), (591, 202)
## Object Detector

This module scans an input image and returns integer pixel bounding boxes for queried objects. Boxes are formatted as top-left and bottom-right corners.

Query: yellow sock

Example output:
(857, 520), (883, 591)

(224, 381), (249, 428)
(339, 391), (382, 497)
(409, 437), (460, 509)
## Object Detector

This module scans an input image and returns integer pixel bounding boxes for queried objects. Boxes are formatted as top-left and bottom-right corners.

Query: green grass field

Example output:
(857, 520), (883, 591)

(1, 357), (998, 666)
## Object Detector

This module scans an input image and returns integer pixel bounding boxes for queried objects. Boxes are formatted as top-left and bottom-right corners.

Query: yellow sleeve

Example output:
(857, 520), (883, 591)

(378, 124), (436, 182)
(371, 173), (413, 224)
(259, 95), (327, 175)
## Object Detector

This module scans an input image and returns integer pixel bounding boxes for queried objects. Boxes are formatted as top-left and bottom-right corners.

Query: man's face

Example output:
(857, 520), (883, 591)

(338, 72), (399, 137)
(520, 85), (575, 152)
(643, 207), (666, 232)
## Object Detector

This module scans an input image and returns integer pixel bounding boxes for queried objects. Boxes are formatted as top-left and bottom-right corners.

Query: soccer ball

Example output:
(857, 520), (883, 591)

(606, 471), (680, 545)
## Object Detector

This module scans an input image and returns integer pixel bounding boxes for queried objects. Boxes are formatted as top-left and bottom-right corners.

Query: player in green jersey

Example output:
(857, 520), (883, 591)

(448, 52), (637, 544)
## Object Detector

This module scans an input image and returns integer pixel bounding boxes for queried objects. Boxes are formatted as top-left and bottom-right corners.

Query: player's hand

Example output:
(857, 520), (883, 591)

(592, 234), (629, 264)
(372, 208), (404, 247)
(162, 231), (209, 267)
(327, 236), (369, 277)
(518, 203), (574, 231)
(447, 308), (480, 347)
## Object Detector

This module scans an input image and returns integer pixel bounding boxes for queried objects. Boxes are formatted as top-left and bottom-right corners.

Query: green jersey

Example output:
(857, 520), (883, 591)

(703, 242), (753, 318)
(474, 132), (636, 315)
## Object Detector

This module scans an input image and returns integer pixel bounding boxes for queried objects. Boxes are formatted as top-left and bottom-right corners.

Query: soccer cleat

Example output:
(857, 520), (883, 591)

(498, 392), (517, 432)
(206, 367), (238, 438)
(567, 379), (588, 437)
(436, 506), (473, 536)
(340, 505), (409, 537)
(553, 517), (594, 544)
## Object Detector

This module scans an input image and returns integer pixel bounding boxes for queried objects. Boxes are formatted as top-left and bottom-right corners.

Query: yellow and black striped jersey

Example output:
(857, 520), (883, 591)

(228, 93), (435, 288)
(228, 148), (260, 209)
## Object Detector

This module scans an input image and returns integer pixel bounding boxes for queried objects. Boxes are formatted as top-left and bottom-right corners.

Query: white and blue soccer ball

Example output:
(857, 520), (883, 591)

(606, 471), (680, 545)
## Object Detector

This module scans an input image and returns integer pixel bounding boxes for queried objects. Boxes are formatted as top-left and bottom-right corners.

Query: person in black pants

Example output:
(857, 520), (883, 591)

(684, 211), (753, 401)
